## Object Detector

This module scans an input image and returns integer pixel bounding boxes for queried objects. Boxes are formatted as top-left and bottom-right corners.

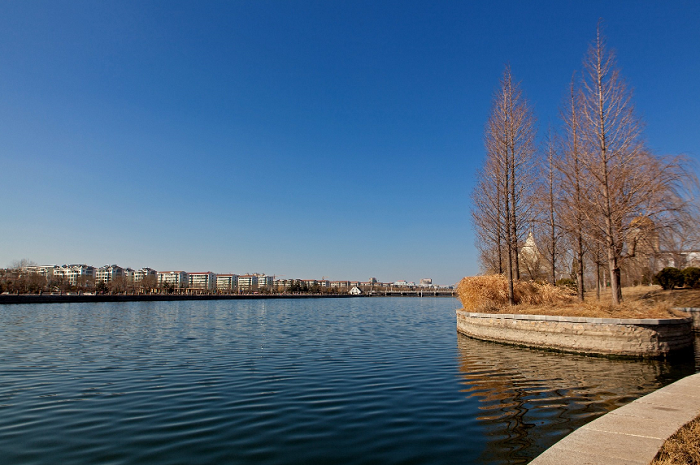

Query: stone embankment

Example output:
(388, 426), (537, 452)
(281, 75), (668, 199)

(456, 309), (693, 358)
(530, 372), (700, 465)
(677, 307), (700, 331)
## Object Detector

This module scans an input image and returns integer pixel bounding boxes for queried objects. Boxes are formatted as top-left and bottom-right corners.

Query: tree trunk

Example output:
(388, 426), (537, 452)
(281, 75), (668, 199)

(576, 234), (585, 301)
(504, 168), (515, 305)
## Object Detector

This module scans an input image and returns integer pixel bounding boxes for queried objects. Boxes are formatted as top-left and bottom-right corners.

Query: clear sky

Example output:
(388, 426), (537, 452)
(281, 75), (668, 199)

(1, 1), (698, 285)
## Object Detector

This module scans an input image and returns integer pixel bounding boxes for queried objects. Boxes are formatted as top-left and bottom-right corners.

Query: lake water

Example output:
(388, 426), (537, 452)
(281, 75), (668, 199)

(0, 298), (697, 465)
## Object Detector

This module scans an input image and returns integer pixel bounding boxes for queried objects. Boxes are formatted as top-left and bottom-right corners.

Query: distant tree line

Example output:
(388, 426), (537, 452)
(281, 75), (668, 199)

(0, 260), (157, 295)
(0, 263), (357, 296)
(472, 23), (698, 306)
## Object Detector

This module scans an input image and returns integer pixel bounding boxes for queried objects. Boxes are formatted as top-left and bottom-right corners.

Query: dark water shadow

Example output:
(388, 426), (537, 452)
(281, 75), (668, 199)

(456, 333), (699, 465)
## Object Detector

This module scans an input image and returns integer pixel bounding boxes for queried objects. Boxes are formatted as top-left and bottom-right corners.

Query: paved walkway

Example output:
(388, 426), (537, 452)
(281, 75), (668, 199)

(530, 372), (700, 465)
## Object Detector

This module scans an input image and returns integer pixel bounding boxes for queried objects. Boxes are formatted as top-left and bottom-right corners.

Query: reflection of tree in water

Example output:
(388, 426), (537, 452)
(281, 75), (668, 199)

(456, 333), (697, 465)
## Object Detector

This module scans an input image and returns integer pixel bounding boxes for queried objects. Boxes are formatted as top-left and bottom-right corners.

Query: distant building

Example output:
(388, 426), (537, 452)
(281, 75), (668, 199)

(274, 279), (291, 291)
(257, 274), (274, 289)
(123, 268), (135, 282)
(158, 271), (188, 289)
(216, 274), (238, 290)
(134, 268), (157, 282)
(24, 265), (58, 278)
(519, 232), (548, 281)
(27, 264), (95, 286)
(55, 264), (96, 285)
(238, 274), (258, 291)
(420, 278), (433, 287)
(95, 265), (124, 284)
(349, 286), (362, 295)
(188, 272), (216, 290)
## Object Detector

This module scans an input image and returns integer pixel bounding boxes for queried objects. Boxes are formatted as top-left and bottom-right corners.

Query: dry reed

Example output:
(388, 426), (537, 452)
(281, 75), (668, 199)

(456, 275), (573, 312)
(651, 414), (700, 465)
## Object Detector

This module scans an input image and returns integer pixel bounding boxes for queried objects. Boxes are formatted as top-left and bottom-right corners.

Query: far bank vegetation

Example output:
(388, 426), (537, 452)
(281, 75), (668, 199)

(471, 23), (698, 311)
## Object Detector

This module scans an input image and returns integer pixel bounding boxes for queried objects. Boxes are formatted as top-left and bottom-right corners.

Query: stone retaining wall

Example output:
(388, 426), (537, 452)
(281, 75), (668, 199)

(676, 307), (700, 331)
(456, 309), (693, 358)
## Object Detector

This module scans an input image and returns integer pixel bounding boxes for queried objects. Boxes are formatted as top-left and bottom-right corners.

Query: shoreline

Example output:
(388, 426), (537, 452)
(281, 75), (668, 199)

(0, 293), (356, 304)
(0, 293), (456, 305)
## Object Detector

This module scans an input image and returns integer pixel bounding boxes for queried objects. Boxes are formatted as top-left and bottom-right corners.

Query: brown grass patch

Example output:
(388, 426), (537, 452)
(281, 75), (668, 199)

(651, 414), (700, 465)
(456, 275), (574, 312)
(457, 277), (688, 319)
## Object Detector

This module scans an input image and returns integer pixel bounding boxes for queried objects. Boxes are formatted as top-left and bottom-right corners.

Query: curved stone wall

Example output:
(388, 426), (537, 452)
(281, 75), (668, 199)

(676, 307), (700, 331)
(456, 309), (693, 358)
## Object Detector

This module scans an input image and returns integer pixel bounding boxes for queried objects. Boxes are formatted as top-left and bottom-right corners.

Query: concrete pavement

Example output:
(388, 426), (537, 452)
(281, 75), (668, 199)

(530, 372), (700, 465)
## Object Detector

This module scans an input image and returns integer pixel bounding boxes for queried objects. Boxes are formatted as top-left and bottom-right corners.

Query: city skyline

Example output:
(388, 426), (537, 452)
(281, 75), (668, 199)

(17, 261), (445, 287)
(1, 1), (699, 285)
(14, 262), (449, 292)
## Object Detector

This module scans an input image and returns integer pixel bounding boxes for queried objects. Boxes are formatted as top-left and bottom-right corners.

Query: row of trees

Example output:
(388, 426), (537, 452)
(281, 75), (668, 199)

(0, 269), (160, 295)
(472, 25), (696, 306)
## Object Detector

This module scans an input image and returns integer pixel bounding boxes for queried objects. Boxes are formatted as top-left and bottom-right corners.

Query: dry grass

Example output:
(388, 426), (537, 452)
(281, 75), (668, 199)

(456, 276), (690, 319)
(651, 414), (700, 465)
(456, 275), (574, 312)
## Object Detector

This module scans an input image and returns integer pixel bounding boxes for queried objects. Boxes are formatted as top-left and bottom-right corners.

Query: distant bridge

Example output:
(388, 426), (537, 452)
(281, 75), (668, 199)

(369, 288), (456, 297)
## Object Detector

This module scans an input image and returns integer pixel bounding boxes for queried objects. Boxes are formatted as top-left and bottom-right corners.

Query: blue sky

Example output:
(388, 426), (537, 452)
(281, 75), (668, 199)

(1, 1), (698, 285)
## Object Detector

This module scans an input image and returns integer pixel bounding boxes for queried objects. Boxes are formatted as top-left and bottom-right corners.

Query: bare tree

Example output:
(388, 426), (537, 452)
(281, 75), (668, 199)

(472, 157), (505, 275)
(478, 65), (537, 303)
(539, 129), (562, 285)
(577, 24), (694, 305)
(10, 258), (36, 270)
(558, 78), (588, 300)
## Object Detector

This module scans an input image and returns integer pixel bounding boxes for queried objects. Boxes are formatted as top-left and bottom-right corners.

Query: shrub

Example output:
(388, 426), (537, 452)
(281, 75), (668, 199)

(682, 267), (700, 288)
(653, 267), (685, 290)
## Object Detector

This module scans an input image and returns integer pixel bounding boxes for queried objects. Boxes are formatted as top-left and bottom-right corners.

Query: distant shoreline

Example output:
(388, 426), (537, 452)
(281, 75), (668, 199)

(0, 293), (356, 304)
(0, 293), (455, 305)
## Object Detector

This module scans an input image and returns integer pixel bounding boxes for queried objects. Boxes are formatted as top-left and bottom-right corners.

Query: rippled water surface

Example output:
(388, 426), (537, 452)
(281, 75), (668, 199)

(0, 298), (697, 465)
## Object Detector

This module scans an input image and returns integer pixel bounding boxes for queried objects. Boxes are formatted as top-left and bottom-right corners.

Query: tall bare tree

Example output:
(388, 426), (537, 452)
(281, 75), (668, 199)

(477, 65), (537, 303)
(541, 129), (561, 285)
(558, 78), (588, 300)
(578, 24), (692, 304)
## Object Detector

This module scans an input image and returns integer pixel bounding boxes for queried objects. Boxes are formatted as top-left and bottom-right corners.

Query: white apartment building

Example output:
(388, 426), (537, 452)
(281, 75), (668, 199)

(216, 274), (238, 290)
(274, 279), (291, 290)
(157, 271), (188, 289)
(134, 268), (157, 282)
(24, 265), (59, 278)
(257, 274), (274, 288)
(52, 264), (96, 286)
(237, 275), (258, 291)
(123, 268), (135, 282)
(188, 272), (216, 290)
(95, 265), (124, 284)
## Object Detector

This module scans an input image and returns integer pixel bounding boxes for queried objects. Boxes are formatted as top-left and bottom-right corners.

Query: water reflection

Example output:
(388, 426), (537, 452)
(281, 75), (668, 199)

(456, 333), (698, 465)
